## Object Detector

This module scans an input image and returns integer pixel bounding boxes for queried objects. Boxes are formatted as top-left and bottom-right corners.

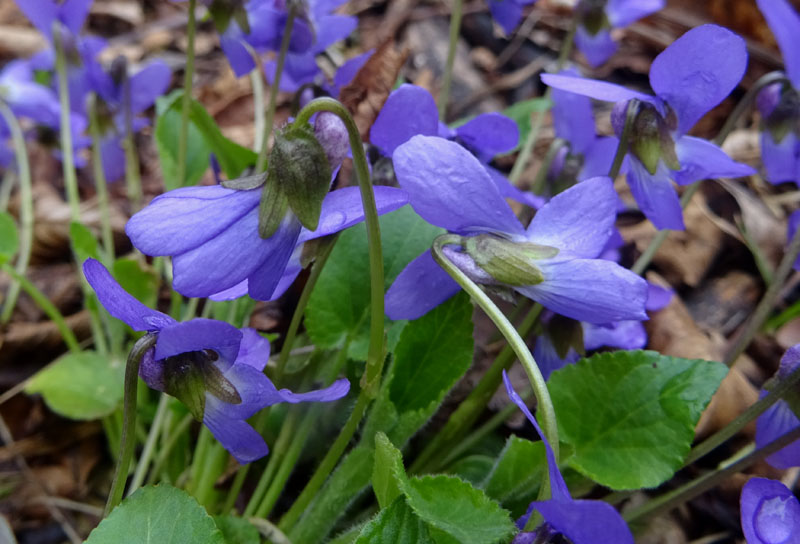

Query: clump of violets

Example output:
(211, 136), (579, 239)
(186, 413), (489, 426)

(385, 135), (648, 324)
(542, 24), (755, 230)
(503, 371), (635, 543)
(573, 0), (664, 67)
(84, 258), (349, 463)
(740, 477), (800, 543)
(754, 0), (800, 185)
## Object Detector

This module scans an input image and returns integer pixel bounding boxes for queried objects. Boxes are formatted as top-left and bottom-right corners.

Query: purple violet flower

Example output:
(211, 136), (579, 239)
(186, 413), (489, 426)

(83, 258), (349, 463)
(13, 0), (92, 41)
(789, 210), (800, 271)
(574, 0), (664, 68)
(755, 345), (800, 470)
(740, 477), (800, 543)
(384, 135), (648, 324)
(755, 0), (800, 185)
(503, 371), (635, 544)
(488, 0), (537, 35)
(541, 24), (755, 230)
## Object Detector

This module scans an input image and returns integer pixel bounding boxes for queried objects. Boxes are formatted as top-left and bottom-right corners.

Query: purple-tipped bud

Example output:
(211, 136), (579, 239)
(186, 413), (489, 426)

(757, 83), (784, 118)
(758, 83), (800, 143)
(441, 245), (496, 285)
(314, 111), (349, 171)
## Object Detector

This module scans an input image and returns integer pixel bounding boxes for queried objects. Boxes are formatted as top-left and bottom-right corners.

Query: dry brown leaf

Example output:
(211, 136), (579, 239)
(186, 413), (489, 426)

(719, 181), (786, 268)
(0, 25), (46, 58)
(0, 311), (92, 368)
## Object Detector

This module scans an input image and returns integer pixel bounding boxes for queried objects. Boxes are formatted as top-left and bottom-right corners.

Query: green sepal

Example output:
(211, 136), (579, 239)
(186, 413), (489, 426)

(207, 0), (235, 33)
(269, 124), (332, 231)
(162, 351), (241, 421)
(221, 171), (267, 191)
(258, 180), (290, 239)
(764, 86), (800, 144)
(464, 234), (556, 286)
(545, 314), (585, 359)
(630, 103), (680, 174)
(577, 0), (610, 35)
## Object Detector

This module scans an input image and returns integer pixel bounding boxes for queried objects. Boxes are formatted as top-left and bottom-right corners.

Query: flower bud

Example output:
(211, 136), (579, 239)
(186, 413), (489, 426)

(464, 234), (558, 287)
(613, 101), (680, 174)
(161, 349), (241, 421)
(758, 83), (800, 144)
(314, 112), (349, 171)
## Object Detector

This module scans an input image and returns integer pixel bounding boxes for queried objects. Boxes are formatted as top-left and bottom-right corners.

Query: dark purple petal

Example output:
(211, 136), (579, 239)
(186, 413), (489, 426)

(525, 176), (617, 258)
(583, 320), (646, 351)
(551, 69), (597, 154)
(574, 27), (618, 68)
(741, 477), (800, 544)
(208, 279), (249, 302)
(385, 250), (461, 320)
(298, 186), (409, 243)
(220, 29), (256, 77)
(371, 84), (438, 156)
(313, 15), (357, 51)
(60, 0), (92, 35)
(580, 137), (623, 179)
(129, 61), (172, 114)
(488, 0), (524, 35)
(329, 50), (372, 96)
(126, 186), (260, 257)
(515, 258), (649, 324)
(393, 135), (526, 236)
(761, 131), (799, 185)
(756, 395), (800, 469)
(265, 251), (303, 301)
(100, 134), (126, 183)
(534, 335), (580, 380)
(645, 282), (673, 311)
(756, 0), (800, 88)
(673, 136), (755, 185)
(649, 24), (747, 135)
(541, 73), (657, 107)
(154, 319), (243, 369)
(234, 328), (271, 371)
(247, 217), (302, 300)
(606, 0), (664, 28)
(15, 0), (59, 38)
(455, 113), (519, 161)
(529, 498), (635, 544)
(139, 349), (165, 392)
(83, 258), (175, 332)
(626, 159), (684, 230)
(203, 404), (269, 464)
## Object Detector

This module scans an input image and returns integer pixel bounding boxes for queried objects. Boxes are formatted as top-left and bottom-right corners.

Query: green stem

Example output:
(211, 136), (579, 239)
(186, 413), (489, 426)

(723, 224), (800, 366)
(255, 4), (297, 172)
(608, 100), (639, 180)
(177, 0), (197, 187)
(145, 413), (193, 486)
(123, 80), (143, 211)
(0, 100), (33, 324)
(0, 170), (13, 211)
(127, 393), (169, 495)
(104, 333), (158, 516)
(187, 425), (212, 494)
(221, 458), (249, 514)
(251, 68), (266, 153)
(1, 263), (80, 352)
(438, 0), (464, 120)
(530, 138), (565, 195)
(52, 24), (81, 222)
(194, 442), (229, 510)
(87, 94), (115, 264)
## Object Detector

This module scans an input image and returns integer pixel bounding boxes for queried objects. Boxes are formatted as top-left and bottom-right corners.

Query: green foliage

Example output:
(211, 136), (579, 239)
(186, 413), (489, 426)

(112, 258), (159, 310)
(25, 351), (124, 420)
(356, 498), (434, 544)
(85, 485), (225, 544)
(548, 350), (727, 490)
(481, 437), (545, 517)
(68, 222), (99, 264)
(305, 206), (443, 360)
(0, 212), (18, 265)
(155, 90), (257, 190)
(213, 516), (260, 544)
(502, 97), (552, 153)
(372, 433), (404, 509)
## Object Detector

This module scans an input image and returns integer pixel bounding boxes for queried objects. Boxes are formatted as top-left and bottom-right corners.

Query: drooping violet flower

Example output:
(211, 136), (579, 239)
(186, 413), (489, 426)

(385, 135), (648, 324)
(755, 0), (800, 185)
(83, 258), (349, 463)
(370, 83), (538, 208)
(755, 345), (800, 469)
(86, 58), (171, 182)
(573, 0), (664, 68)
(488, 0), (537, 35)
(740, 477), (800, 543)
(541, 24), (755, 230)
(503, 371), (635, 544)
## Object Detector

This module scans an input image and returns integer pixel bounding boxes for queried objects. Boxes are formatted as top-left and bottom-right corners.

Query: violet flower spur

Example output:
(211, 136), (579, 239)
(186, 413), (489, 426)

(503, 371), (635, 544)
(740, 477), (800, 544)
(573, 0), (664, 68)
(384, 135), (648, 324)
(83, 258), (349, 463)
(541, 24), (755, 231)
(755, 345), (800, 470)
(755, 0), (800, 185)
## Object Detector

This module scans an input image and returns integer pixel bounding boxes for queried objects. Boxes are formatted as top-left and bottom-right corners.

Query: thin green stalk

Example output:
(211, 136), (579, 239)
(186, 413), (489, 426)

(608, 100), (639, 180)
(251, 68), (266, 153)
(194, 442), (229, 510)
(87, 94), (115, 263)
(177, 0), (197, 187)
(1, 263), (80, 353)
(123, 79), (143, 211)
(221, 457), (250, 514)
(723, 223), (800, 366)
(52, 24), (81, 222)
(255, 4), (298, 172)
(530, 138), (565, 195)
(145, 413), (193, 486)
(127, 393), (169, 495)
(187, 425), (212, 494)
(0, 170), (13, 211)
(409, 303), (543, 474)
(0, 100), (33, 324)
(438, 0), (464, 120)
(104, 333), (158, 516)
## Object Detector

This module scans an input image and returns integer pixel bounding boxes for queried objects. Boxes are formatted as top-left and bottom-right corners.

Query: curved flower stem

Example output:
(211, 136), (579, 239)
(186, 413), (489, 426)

(439, 0), (463, 120)
(431, 234), (559, 460)
(255, 3), (298, 172)
(104, 333), (158, 516)
(145, 413), (192, 486)
(126, 393), (169, 495)
(251, 68), (266, 153)
(177, 0), (197, 187)
(630, 71), (791, 276)
(608, 100), (639, 180)
(52, 24), (81, 222)
(87, 95), (115, 263)
(0, 100), (33, 324)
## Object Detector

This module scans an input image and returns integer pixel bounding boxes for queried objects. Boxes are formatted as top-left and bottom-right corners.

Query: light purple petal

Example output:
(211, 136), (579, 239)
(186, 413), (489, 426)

(515, 258), (649, 324)
(489, 0), (523, 35)
(551, 69), (597, 154)
(393, 135), (525, 235)
(649, 24), (747, 135)
(525, 176), (617, 258)
(580, 137), (623, 180)
(645, 282), (673, 311)
(761, 131), (799, 185)
(129, 61), (172, 114)
(674, 135), (755, 185)
(741, 477), (800, 544)
(626, 159), (684, 230)
(208, 279), (249, 301)
(371, 84), (438, 156)
(384, 250), (461, 320)
(330, 50), (372, 96)
(154, 319), (243, 367)
(486, 167), (546, 209)
(756, 396), (800, 469)
(313, 15), (357, 51)
(756, 0), (800, 88)
(234, 328), (271, 371)
(126, 186), (260, 257)
(15, 0), (59, 37)
(583, 320), (646, 351)
(574, 27), (618, 68)
(220, 28), (256, 77)
(541, 73), (656, 106)
(203, 405), (269, 464)
(83, 258), (175, 332)
(534, 335), (580, 381)
(265, 251), (303, 301)
(60, 0), (92, 35)
(778, 345), (800, 380)
(246, 217), (302, 300)
(100, 134), (126, 183)
(455, 113), (519, 161)
(607, 0), (664, 28)
(528, 499), (635, 544)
